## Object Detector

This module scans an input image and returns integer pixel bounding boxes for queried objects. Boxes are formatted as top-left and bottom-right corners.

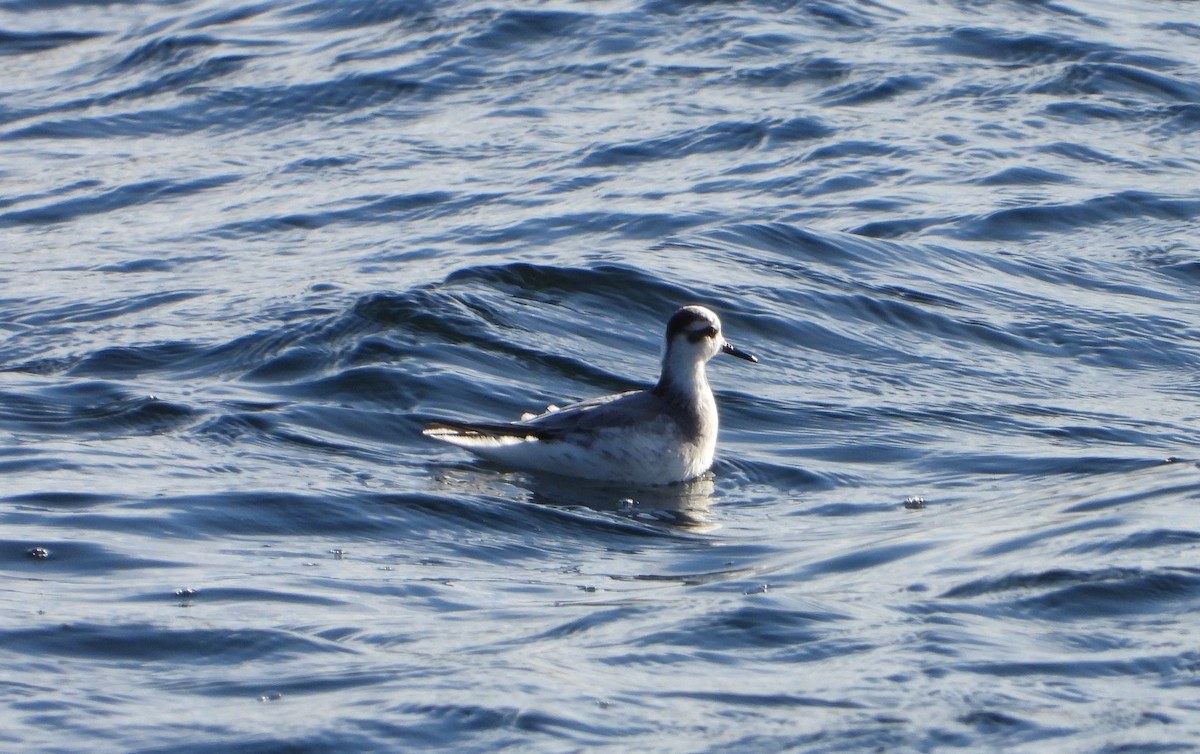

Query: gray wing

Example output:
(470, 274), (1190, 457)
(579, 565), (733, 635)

(425, 389), (669, 442)
(523, 389), (671, 438)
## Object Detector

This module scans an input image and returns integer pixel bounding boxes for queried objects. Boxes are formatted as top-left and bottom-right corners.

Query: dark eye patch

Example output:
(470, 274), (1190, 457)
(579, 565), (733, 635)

(687, 326), (718, 343)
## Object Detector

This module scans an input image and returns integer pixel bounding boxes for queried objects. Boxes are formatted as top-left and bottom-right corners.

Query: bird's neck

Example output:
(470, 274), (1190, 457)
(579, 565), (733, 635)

(653, 354), (718, 447)
(653, 354), (712, 405)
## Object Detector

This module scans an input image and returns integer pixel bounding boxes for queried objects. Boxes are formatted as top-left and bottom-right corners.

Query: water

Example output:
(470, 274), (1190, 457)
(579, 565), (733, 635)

(3, 0), (1200, 751)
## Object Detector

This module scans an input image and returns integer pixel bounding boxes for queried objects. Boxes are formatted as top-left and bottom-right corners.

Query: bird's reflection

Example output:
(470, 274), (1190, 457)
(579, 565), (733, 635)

(430, 463), (719, 532)
(525, 472), (718, 532)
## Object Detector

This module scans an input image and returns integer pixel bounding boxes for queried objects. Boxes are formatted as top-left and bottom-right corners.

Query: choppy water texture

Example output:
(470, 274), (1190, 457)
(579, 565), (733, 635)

(3, 0), (1200, 751)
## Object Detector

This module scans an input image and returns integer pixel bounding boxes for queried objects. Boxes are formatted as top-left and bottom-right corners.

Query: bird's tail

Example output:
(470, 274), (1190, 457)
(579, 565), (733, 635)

(422, 419), (542, 445)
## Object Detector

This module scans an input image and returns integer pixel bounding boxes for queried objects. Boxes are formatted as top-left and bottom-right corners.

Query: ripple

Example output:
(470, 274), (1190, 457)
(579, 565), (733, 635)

(1030, 62), (1200, 103)
(633, 602), (854, 654)
(913, 26), (1118, 66)
(578, 118), (825, 168)
(282, 0), (434, 31)
(952, 190), (1200, 241)
(940, 567), (1200, 620)
(5, 74), (428, 140)
(0, 176), (240, 226)
(0, 380), (196, 437)
(11, 291), (200, 328)
(0, 538), (179, 573)
(0, 29), (102, 55)
(0, 623), (352, 663)
(206, 191), (493, 239)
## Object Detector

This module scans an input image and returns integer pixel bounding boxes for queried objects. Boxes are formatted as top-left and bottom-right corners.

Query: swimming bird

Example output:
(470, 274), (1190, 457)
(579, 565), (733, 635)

(423, 305), (757, 485)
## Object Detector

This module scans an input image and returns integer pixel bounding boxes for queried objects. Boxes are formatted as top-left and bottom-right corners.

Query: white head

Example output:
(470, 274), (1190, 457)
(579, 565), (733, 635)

(661, 305), (758, 373)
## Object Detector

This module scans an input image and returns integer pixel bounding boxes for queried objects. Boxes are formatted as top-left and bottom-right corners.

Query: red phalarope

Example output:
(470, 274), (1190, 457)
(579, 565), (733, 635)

(423, 305), (757, 485)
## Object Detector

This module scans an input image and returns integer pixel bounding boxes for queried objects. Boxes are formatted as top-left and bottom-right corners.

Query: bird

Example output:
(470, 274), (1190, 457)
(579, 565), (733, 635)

(422, 305), (757, 485)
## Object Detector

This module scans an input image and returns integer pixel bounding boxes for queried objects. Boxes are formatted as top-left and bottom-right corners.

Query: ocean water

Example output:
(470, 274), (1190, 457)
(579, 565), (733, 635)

(3, 0), (1200, 751)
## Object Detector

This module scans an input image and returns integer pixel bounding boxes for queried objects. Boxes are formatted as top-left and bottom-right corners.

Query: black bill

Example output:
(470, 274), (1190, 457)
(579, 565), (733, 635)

(722, 341), (758, 363)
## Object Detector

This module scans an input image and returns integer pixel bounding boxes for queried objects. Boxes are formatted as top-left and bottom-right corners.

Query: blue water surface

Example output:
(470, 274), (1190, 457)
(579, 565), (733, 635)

(3, 1), (1200, 752)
